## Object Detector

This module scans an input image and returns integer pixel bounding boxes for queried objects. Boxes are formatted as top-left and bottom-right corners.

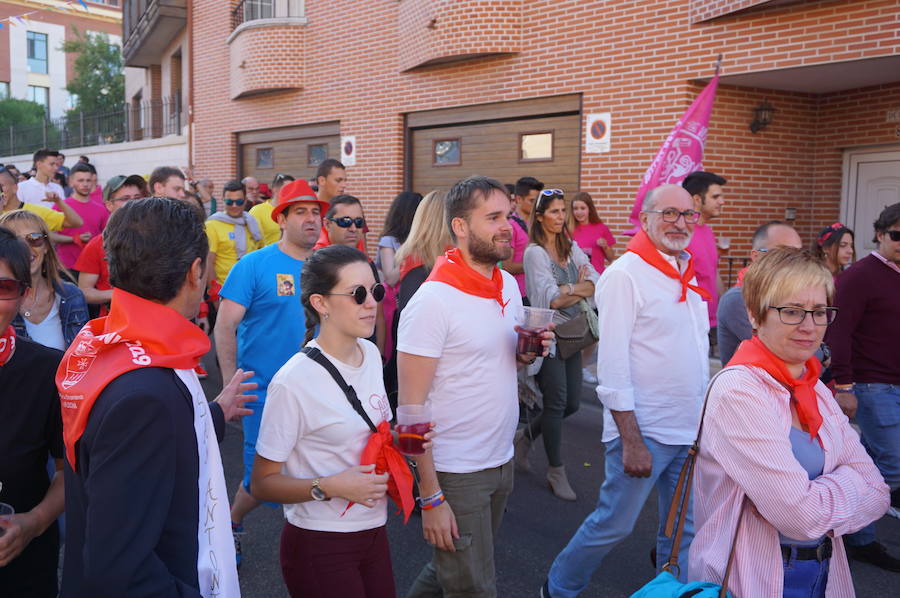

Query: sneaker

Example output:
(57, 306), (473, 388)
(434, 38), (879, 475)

(889, 488), (900, 520)
(846, 541), (900, 572)
(194, 364), (209, 380)
(582, 367), (598, 385)
(540, 579), (552, 598)
(232, 522), (244, 569)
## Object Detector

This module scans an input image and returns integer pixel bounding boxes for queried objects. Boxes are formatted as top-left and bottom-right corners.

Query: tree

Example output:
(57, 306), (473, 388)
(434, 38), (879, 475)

(0, 98), (46, 129)
(61, 28), (125, 114)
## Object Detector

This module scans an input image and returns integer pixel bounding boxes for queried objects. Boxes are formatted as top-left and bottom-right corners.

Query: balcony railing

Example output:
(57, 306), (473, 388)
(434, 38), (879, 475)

(0, 96), (183, 157)
(231, 0), (305, 30)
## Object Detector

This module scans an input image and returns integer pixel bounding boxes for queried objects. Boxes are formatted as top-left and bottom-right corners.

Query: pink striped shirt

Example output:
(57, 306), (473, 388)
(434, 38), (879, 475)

(689, 366), (889, 597)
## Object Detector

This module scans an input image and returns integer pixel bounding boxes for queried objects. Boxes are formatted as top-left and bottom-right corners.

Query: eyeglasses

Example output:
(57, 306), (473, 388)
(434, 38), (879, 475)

(323, 283), (386, 305)
(329, 216), (366, 229)
(224, 199), (246, 207)
(767, 306), (838, 326)
(643, 208), (701, 224)
(21, 232), (48, 248)
(0, 277), (29, 300)
(886, 230), (900, 242)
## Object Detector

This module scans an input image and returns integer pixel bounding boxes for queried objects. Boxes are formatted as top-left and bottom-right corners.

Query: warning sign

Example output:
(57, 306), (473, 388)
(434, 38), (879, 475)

(341, 136), (356, 166)
(585, 113), (611, 154)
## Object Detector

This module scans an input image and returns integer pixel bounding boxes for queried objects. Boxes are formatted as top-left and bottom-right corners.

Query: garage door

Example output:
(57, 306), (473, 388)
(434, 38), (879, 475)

(238, 121), (340, 187)
(408, 95), (581, 196)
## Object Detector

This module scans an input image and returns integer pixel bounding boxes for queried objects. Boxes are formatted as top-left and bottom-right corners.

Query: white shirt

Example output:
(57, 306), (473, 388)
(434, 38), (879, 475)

(17, 177), (66, 208)
(397, 270), (522, 474)
(594, 250), (709, 445)
(255, 339), (392, 532)
(23, 295), (66, 351)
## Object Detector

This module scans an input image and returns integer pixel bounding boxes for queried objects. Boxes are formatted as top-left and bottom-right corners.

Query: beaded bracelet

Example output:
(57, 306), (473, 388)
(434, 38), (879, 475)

(419, 494), (446, 511)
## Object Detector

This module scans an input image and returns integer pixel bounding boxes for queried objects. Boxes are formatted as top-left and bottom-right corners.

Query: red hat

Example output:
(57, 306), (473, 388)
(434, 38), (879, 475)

(258, 183), (272, 199)
(271, 179), (328, 222)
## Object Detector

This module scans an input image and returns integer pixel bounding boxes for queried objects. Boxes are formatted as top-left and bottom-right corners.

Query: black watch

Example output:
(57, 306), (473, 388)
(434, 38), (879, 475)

(311, 477), (329, 501)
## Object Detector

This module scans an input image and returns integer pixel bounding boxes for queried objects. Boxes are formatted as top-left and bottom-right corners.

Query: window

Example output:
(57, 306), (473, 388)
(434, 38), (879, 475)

(0, 82), (9, 100)
(433, 139), (461, 166)
(308, 143), (328, 167)
(236, 0), (305, 28)
(256, 147), (274, 169)
(520, 131), (553, 161)
(28, 85), (49, 113)
(27, 31), (48, 74)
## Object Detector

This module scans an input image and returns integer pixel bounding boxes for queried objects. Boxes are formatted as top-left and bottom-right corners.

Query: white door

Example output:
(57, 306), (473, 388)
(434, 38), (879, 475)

(842, 147), (900, 257)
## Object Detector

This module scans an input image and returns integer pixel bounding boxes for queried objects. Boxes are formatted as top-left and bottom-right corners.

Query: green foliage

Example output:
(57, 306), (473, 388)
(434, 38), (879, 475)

(0, 98), (47, 129)
(61, 27), (125, 114)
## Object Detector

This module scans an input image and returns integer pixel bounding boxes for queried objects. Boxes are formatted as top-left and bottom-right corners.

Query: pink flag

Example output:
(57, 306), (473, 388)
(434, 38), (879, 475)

(625, 74), (719, 234)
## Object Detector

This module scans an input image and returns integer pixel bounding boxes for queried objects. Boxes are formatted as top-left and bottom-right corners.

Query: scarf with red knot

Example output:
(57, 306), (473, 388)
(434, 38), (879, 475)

(727, 335), (823, 440)
(56, 288), (210, 469)
(426, 248), (509, 315)
(0, 326), (15, 366)
(626, 230), (711, 302)
(343, 420), (415, 523)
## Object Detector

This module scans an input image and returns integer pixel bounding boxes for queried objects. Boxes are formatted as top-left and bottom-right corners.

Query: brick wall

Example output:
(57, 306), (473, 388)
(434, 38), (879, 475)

(228, 23), (305, 99)
(191, 0), (900, 253)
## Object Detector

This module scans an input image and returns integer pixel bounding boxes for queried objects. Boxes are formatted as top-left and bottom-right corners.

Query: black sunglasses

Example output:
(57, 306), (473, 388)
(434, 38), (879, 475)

(224, 199), (246, 207)
(0, 277), (29, 300)
(887, 230), (900, 242)
(324, 283), (385, 305)
(329, 216), (366, 229)
(21, 232), (48, 248)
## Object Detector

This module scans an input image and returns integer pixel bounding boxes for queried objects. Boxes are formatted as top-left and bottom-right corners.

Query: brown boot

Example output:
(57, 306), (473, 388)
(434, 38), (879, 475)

(514, 428), (532, 473)
(547, 465), (577, 501)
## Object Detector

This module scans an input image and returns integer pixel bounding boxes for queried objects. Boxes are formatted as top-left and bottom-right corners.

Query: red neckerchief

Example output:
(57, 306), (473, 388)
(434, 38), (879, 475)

(313, 227), (366, 252)
(426, 248), (509, 315)
(0, 325), (16, 366)
(342, 421), (415, 523)
(735, 266), (749, 287)
(727, 335), (823, 440)
(398, 256), (424, 282)
(56, 288), (210, 469)
(625, 230), (711, 302)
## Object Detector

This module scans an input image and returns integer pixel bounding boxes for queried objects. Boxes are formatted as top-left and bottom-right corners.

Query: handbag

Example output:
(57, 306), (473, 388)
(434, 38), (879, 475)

(630, 370), (747, 598)
(554, 303), (598, 360)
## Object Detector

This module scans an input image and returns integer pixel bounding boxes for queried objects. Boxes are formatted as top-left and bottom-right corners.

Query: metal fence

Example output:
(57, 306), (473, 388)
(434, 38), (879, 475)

(231, 0), (304, 30)
(0, 96), (183, 157)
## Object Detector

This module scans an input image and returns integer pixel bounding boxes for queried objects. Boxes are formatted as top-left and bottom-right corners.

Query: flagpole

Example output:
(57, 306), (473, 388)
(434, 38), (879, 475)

(715, 54), (723, 77)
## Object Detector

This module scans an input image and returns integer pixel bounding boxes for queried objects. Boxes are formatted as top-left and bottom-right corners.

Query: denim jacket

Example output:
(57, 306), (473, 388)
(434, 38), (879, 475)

(13, 280), (89, 349)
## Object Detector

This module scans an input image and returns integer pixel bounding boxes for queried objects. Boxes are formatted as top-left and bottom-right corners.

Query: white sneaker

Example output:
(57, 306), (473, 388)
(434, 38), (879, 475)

(582, 367), (598, 385)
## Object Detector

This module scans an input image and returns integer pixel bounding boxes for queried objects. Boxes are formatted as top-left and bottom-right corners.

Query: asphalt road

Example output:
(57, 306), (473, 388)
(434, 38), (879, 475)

(201, 354), (899, 597)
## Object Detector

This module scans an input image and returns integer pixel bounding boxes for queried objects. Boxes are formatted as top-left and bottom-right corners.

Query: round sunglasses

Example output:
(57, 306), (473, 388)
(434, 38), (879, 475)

(323, 283), (386, 304)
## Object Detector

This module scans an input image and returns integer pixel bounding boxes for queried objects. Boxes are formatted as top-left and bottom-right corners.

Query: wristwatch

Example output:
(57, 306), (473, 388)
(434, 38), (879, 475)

(311, 477), (329, 501)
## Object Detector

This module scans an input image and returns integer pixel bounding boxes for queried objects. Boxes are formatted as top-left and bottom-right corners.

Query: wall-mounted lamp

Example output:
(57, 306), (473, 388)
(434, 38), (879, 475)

(750, 100), (776, 134)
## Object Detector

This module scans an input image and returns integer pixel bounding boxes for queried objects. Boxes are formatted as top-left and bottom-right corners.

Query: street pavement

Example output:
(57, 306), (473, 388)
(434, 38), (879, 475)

(202, 355), (899, 597)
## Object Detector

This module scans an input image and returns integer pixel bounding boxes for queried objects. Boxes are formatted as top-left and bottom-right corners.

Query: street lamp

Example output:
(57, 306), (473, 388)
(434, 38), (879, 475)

(750, 100), (775, 133)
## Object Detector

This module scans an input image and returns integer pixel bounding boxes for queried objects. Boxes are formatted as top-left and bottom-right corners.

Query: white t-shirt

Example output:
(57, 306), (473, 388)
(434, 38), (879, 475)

(17, 177), (66, 208)
(255, 338), (392, 533)
(397, 270), (522, 474)
(23, 295), (66, 350)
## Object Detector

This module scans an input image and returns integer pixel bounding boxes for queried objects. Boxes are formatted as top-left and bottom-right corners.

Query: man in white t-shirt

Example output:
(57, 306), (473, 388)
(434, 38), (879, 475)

(18, 148), (66, 208)
(399, 175), (548, 598)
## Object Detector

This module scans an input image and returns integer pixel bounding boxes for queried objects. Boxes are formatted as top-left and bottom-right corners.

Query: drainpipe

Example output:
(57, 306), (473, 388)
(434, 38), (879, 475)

(187, 0), (194, 173)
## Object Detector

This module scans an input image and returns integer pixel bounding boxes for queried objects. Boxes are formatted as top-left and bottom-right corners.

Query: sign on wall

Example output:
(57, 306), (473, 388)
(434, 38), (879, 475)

(341, 136), (356, 166)
(585, 113), (611, 153)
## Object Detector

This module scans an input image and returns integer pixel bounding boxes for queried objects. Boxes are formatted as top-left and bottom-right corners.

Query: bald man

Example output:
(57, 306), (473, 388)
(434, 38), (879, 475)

(241, 177), (260, 209)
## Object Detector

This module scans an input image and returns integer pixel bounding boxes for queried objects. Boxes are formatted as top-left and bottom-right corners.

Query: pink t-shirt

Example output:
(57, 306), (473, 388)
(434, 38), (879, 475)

(509, 217), (529, 297)
(55, 197), (109, 269)
(686, 223), (718, 326)
(572, 222), (616, 275)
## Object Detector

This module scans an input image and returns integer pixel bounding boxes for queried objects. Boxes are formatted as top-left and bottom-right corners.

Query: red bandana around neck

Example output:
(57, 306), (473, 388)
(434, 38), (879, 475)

(626, 230), (711, 302)
(313, 227), (367, 252)
(426, 248), (509, 314)
(398, 255), (424, 282)
(727, 335), (823, 440)
(0, 325), (16, 366)
(735, 266), (749, 287)
(56, 288), (211, 469)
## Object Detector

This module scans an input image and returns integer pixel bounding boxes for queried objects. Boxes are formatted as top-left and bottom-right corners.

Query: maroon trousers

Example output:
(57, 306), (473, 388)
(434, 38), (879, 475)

(280, 522), (396, 598)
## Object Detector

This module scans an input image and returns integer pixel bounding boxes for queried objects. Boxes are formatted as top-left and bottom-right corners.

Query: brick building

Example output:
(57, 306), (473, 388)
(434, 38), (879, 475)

(0, 0), (123, 119)
(155, 0), (899, 264)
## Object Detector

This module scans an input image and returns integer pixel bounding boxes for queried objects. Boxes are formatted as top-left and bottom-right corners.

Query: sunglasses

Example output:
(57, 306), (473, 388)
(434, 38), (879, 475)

(329, 216), (366, 229)
(886, 230), (900, 242)
(535, 189), (564, 211)
(273, 173), (295, 185)
(21, 232), (48, 248)
(0, 277), (29, 300)
(324, 283), (386, 304)
(224, 199), (246, 207)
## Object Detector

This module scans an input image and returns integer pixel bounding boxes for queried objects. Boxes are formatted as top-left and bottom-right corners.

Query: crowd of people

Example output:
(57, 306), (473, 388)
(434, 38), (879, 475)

(0, 146), (898, 598)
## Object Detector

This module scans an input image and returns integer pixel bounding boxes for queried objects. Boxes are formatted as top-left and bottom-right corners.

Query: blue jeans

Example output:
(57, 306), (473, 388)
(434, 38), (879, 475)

(547, 437), (693, 598)
(782, 547), (829, 598)
(846, 383), (899, 546)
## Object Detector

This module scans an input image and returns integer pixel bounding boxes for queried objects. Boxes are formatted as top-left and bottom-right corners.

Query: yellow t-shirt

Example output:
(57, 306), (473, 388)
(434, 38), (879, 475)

(1, 202), (65, 231)
(249, 201), (282, 246)
(205, 219), (263, 283)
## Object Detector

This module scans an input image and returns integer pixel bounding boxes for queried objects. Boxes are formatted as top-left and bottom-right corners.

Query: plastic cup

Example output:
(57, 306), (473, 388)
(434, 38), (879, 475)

(0, 502), (13, 538)
(516, 306), (555, 355)
(396, 404), (431, 456)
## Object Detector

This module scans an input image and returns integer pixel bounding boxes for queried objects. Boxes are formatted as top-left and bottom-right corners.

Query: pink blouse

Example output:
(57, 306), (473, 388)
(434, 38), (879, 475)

(689, 366), (888, 597)
(572, 222), (615, 275)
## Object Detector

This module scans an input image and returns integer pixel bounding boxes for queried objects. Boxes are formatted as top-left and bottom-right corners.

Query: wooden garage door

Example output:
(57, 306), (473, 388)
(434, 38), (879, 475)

(410, 113), (581, 196)
(238, 122), (340, 187)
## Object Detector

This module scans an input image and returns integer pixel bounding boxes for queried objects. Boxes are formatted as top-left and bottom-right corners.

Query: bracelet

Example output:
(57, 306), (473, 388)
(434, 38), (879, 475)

(567, 283), (574, 296)
(834, 384), (855, 392)
(419, 494), (446, 511)
(418, 489), (443, 504)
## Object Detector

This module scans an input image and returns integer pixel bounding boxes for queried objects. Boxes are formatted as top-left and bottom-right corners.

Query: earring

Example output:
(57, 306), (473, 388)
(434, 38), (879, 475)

(324, 313), (329, 320)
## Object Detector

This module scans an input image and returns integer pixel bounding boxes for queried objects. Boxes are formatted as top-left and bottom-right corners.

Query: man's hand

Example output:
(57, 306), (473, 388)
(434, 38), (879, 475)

(422, 501), (459, 552)
(79, 232), (92, 243)
(622, 438), (653, 478)
(596, 237), (608, 249)
(214, 369), (257, 421)
(0, 511), (40, 566)
(46, 191), (61, 205)
(835, 391), (857, 419)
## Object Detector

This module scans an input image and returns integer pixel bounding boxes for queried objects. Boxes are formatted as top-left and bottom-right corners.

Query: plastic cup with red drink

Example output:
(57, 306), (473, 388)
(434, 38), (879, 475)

(516, 306), (555, 356)
(396, 404), (431, 456)
(0, 502), (13, 538)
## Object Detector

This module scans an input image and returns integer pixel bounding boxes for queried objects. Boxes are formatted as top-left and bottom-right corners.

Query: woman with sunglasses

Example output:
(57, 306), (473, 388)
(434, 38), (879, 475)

(251, 244), (401, 598)
(690, 247), (888, 597)
(0, 226), (66, 598)
(520, 189), (599, 500)
(812, 223), (855, 280)
(0, 210), (88, 351)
